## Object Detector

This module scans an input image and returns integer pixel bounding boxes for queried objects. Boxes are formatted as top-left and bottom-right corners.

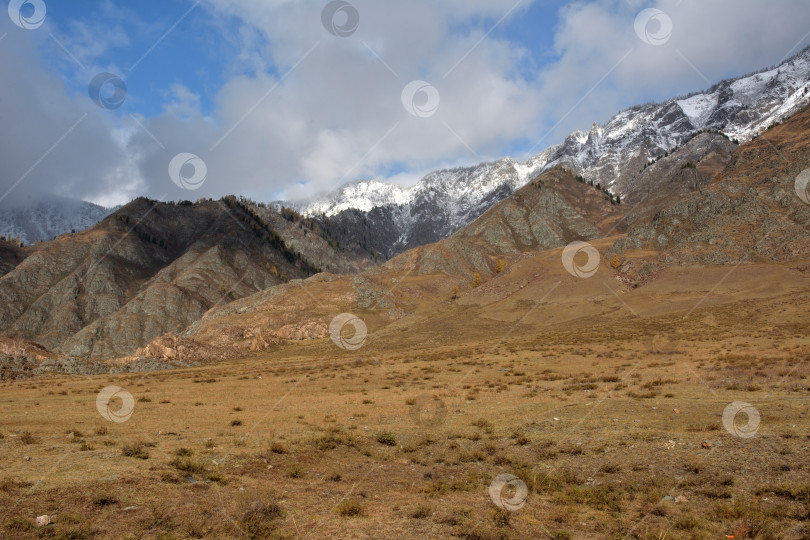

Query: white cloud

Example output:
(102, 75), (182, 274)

(0, 19), (141, 208)
(1, 0), (809, 208)
(123, 0), (543, 202)
(527, 0), (810, 149)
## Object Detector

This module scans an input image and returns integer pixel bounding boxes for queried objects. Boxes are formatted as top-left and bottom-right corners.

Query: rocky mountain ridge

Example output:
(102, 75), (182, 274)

(128, 104), (810, 367)
(296, 48), (810, 257)
(0, 196), (375, 363)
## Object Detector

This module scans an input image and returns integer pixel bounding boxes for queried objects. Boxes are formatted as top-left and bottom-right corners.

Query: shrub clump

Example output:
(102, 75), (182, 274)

(375, 431), (397, 446)
(335, 498), (364, 517)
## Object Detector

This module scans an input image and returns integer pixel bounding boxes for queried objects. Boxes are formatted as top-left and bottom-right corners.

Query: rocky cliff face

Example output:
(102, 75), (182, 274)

(608, 105), (810, 279)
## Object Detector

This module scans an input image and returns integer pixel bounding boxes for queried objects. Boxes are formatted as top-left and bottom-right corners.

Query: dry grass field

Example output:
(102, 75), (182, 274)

(1, 248), (809, 539)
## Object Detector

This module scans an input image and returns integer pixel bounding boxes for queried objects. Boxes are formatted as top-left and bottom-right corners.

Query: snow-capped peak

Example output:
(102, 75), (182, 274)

(291, 48), (810, 256)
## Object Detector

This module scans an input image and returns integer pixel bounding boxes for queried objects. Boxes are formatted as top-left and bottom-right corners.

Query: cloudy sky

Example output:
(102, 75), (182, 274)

(1, 0), (809, 207)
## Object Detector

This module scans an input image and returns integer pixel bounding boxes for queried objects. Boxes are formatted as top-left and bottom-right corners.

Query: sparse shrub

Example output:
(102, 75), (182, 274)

(169, 456), (206, 474)
(19, 431), (38, 444)
(409, 505), (431, 519)
(511, 430), (530, 446)
(122, 443), (149, 459)
(471, 418), (494, 432)
(240, 494), (285, 539)
(175, 447), (193, 457)
(160, 472), (179, 483)
(314, 427), (355, 451)
(269, 441), (287, 454)
(375, 431), (397, 446)
(627, 389), (658, 399)
(206, 472), (225, 483)
(92, 494), (119, 506)
(491, 507), (511, 527)
(335, 498), (364, 517)
(231, 419), (243, 426)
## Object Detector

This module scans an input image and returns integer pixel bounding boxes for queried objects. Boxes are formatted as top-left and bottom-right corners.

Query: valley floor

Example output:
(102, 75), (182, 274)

(1, 260), (809, 539)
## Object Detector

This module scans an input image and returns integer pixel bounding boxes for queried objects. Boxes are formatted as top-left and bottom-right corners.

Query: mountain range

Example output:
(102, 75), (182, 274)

(1, 49), (810, 373)
(297, 47), (810, 256)
(5, 48), (809, 260)
(137, 104), (810, 367)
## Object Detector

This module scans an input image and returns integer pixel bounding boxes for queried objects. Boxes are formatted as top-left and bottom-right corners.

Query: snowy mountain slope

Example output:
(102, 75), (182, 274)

(304, 149), (556, 257)
(296, 48), (810, 255)
(0, 197), (117, 245)
(544, 47), (810, 200)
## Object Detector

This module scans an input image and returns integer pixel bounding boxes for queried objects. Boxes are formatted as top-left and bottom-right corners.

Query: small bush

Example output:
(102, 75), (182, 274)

(335, 498), (364, 517)
(206, 472), (226, 484)
(92, 494), (119, 506)
(160, 472), (179, 483)
(121, 443), (149, 459)
(375, 431), (397, 446)
(240, 495), (285, 539)
(169, 457), (206, 475)
(231, 419), (243, 426)
(19, 431), (38, 444)
(314, 427), (355, 451)
(269, 442), (287, 454)
(409, 505), (431, 519)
